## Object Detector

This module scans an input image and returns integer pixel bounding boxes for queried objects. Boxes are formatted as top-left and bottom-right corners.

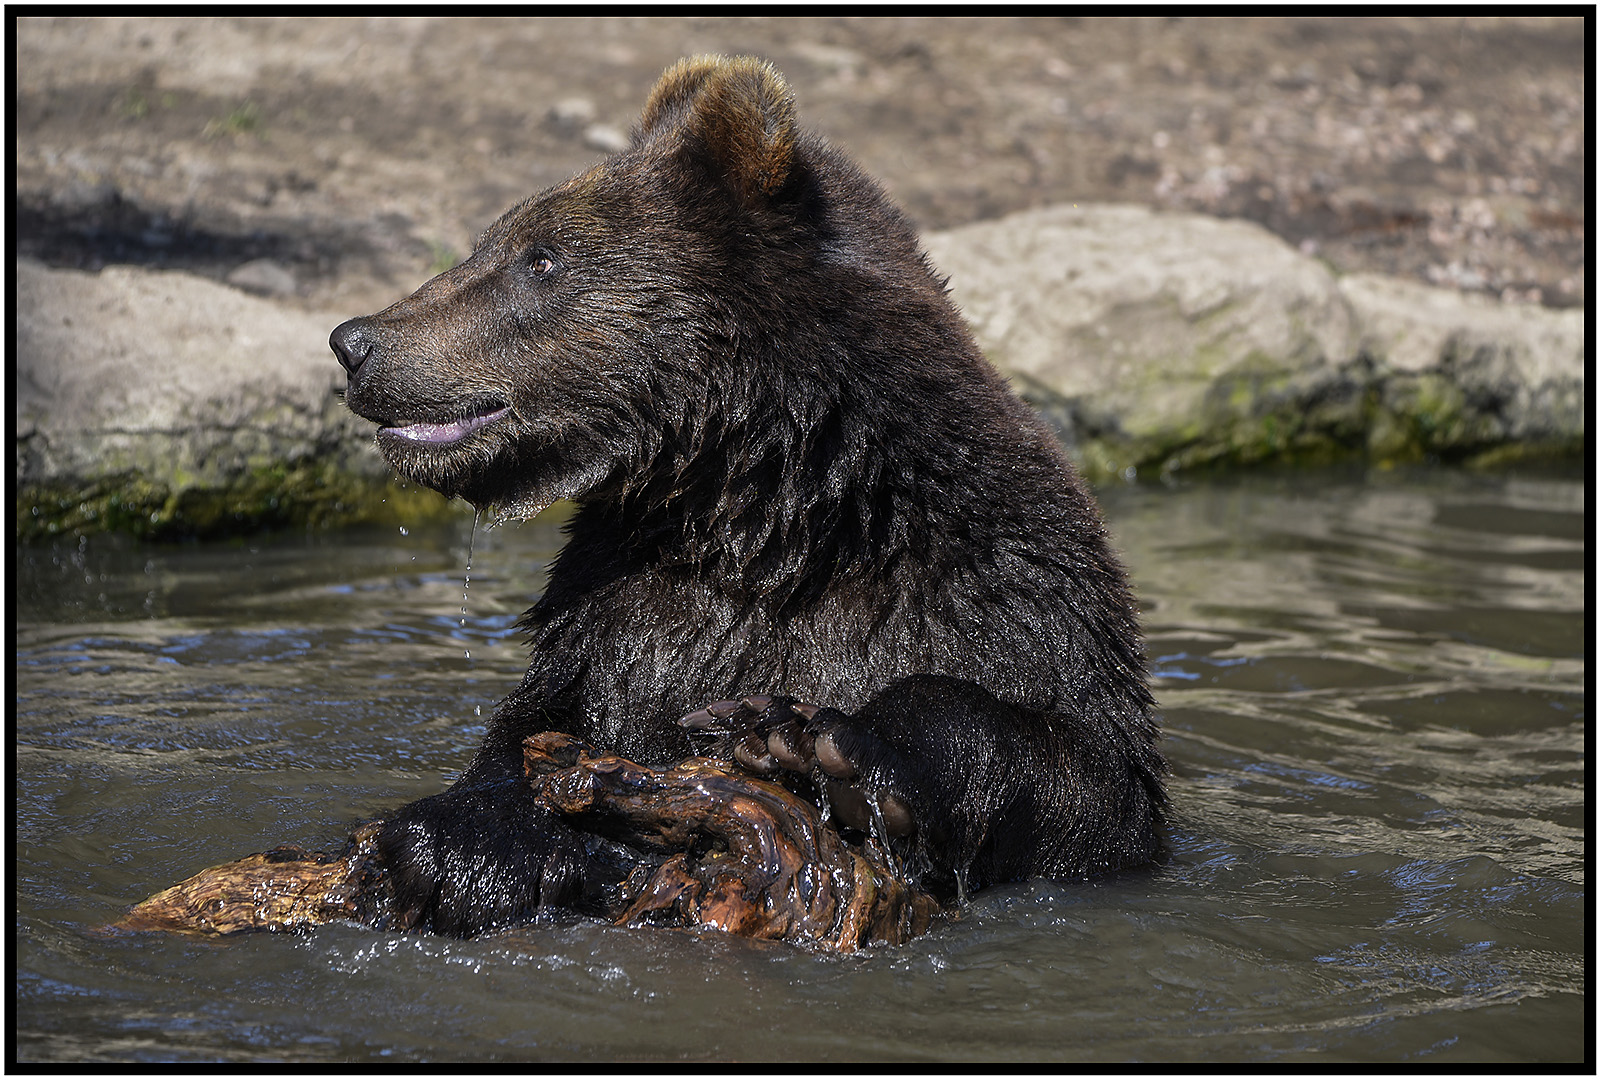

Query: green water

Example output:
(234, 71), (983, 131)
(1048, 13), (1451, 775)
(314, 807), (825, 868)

(13, 466), (1587, 1063)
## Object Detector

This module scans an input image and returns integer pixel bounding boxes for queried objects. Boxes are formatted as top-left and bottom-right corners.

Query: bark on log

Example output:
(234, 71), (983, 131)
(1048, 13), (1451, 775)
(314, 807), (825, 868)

(115, 822), (390, 935)
(117, 733), (941, 951)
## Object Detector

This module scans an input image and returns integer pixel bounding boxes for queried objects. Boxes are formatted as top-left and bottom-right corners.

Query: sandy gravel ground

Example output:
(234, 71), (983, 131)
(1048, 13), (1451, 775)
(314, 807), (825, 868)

(15, 15), (1586, 316)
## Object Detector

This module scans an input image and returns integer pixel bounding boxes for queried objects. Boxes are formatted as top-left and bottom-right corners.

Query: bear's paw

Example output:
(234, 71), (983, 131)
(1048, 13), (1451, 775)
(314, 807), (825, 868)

(678, 695), (916, 843)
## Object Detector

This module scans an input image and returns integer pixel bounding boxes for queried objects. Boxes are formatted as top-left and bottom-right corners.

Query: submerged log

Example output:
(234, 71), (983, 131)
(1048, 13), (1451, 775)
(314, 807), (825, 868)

(118, 734), (941, 950)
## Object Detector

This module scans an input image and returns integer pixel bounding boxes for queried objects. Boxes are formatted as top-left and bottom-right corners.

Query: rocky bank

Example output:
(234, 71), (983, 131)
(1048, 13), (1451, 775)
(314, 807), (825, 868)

(15, 203), (1584, 539)
(12, 16), (1587, 539)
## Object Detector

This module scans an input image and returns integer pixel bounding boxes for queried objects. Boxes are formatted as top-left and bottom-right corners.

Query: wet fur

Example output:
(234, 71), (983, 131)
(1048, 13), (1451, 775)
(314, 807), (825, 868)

(333, 56), (1166, 936)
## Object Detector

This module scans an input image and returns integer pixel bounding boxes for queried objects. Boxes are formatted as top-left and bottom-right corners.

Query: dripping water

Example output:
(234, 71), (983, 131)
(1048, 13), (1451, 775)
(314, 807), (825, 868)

(811, 765), (833, 825)
(460, 507), (480, 662)
(865, 792), (904, 880)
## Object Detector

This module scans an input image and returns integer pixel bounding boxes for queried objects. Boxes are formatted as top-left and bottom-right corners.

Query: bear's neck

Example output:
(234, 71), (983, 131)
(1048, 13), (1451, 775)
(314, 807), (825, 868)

(575, 389), (1005, 609)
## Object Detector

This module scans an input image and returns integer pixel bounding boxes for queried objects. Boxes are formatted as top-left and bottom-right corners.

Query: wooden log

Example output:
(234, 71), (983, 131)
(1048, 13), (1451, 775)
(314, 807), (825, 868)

(115, 822), (390, 935)
(116, 734), (942, 950)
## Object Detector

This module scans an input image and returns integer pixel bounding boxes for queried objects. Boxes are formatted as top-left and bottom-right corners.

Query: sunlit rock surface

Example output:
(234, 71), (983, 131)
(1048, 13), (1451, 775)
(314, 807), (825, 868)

(14, 204), (1585, 536)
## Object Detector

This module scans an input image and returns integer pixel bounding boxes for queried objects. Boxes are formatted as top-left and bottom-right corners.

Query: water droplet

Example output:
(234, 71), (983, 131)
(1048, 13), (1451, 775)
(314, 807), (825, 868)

(460, 509), (480, 662)
(812, 766), (834, 824)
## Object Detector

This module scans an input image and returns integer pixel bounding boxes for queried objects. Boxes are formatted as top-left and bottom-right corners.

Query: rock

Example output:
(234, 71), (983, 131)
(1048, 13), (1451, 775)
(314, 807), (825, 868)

(789, 42), (864, 78)
(12, 200), (1586, 539)
(548, 96), (597, 131)
(922, 204), (1584, 478)
(225, 257), (298, 297)
(12, 258), (438, 538)
(582, 123), (630, 155)
(51, 179), (121, 213)
(1338, 272), (1585, 455)
(544, 98), (626, 154)
(14, 257), (363, 483)
(923, 204), (1355, 473)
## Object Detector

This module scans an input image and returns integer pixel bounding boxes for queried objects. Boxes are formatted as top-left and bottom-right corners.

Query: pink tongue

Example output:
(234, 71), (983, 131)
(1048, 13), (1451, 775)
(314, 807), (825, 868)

(389, 406), (510, 444)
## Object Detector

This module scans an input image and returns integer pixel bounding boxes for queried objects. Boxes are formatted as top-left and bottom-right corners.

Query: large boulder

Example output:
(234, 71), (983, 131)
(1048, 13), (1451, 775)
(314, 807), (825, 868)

(13, 258), (445, 538)
(12, 202), (1586, 536)
(1338, 272), (1585, 461)
(923, 204), (1584, 479)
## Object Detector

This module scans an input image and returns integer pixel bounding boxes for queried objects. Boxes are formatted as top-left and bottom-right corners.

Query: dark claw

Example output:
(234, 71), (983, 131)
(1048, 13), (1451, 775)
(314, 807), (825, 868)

(677, 699), (745, 732)
(826, 779), (872, 832)
(824, 780), (914, 839)
(812, 728), (856, 779)
(732, 730), (778, 774)
(766, 721), (813, 770)
(677, 709), (719, 732)
(877, 792), (915, 838)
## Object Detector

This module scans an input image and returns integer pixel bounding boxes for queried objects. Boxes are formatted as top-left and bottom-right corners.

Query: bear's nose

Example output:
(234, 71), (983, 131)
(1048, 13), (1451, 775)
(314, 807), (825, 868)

(329, 317), (376, 376)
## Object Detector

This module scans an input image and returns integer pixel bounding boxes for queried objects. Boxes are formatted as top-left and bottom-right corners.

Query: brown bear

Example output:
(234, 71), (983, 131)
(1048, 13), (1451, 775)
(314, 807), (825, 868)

(329, 55), (1166, 937)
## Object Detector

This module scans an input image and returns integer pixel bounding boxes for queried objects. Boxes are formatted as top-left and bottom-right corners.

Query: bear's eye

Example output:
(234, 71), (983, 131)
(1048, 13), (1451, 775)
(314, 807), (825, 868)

(527, 250), (558, 277)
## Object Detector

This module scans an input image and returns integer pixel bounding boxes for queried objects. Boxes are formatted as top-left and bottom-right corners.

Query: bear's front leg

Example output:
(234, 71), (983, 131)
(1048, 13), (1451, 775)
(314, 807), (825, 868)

(377, 772), (637, 937)
(681, 674), (1165, 903)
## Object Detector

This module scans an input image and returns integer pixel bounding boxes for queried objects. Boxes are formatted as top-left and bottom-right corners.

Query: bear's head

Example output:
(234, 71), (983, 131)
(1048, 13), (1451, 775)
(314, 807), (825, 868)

(333, 57), (814, 520)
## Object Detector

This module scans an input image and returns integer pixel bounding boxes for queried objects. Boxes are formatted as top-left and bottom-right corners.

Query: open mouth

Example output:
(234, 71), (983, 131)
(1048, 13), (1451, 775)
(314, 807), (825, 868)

(381, 404), (512, 446)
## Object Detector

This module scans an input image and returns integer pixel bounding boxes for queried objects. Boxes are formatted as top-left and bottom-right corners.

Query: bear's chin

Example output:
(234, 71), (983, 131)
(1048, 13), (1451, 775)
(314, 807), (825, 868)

(379, 428), (621, 524)
(375, 427), (511, 510)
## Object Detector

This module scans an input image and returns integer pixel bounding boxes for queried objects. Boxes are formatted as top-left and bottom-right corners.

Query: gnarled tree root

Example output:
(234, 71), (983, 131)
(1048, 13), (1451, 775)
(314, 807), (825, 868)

(524, 732), (939, 950)
(117, 732), (941, 951)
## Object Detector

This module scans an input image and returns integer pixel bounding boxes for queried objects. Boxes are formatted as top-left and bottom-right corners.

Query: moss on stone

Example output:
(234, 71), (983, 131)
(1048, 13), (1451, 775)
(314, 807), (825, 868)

(16, 463), (468, 541)
(1062, 363), (1580, 485)
(1461, 438), (1588, 470)
(19, 359), (1585, 536)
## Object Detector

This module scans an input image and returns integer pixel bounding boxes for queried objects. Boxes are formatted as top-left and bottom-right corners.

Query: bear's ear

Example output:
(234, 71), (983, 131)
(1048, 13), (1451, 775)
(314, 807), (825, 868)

(634, 55), (797, 207)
